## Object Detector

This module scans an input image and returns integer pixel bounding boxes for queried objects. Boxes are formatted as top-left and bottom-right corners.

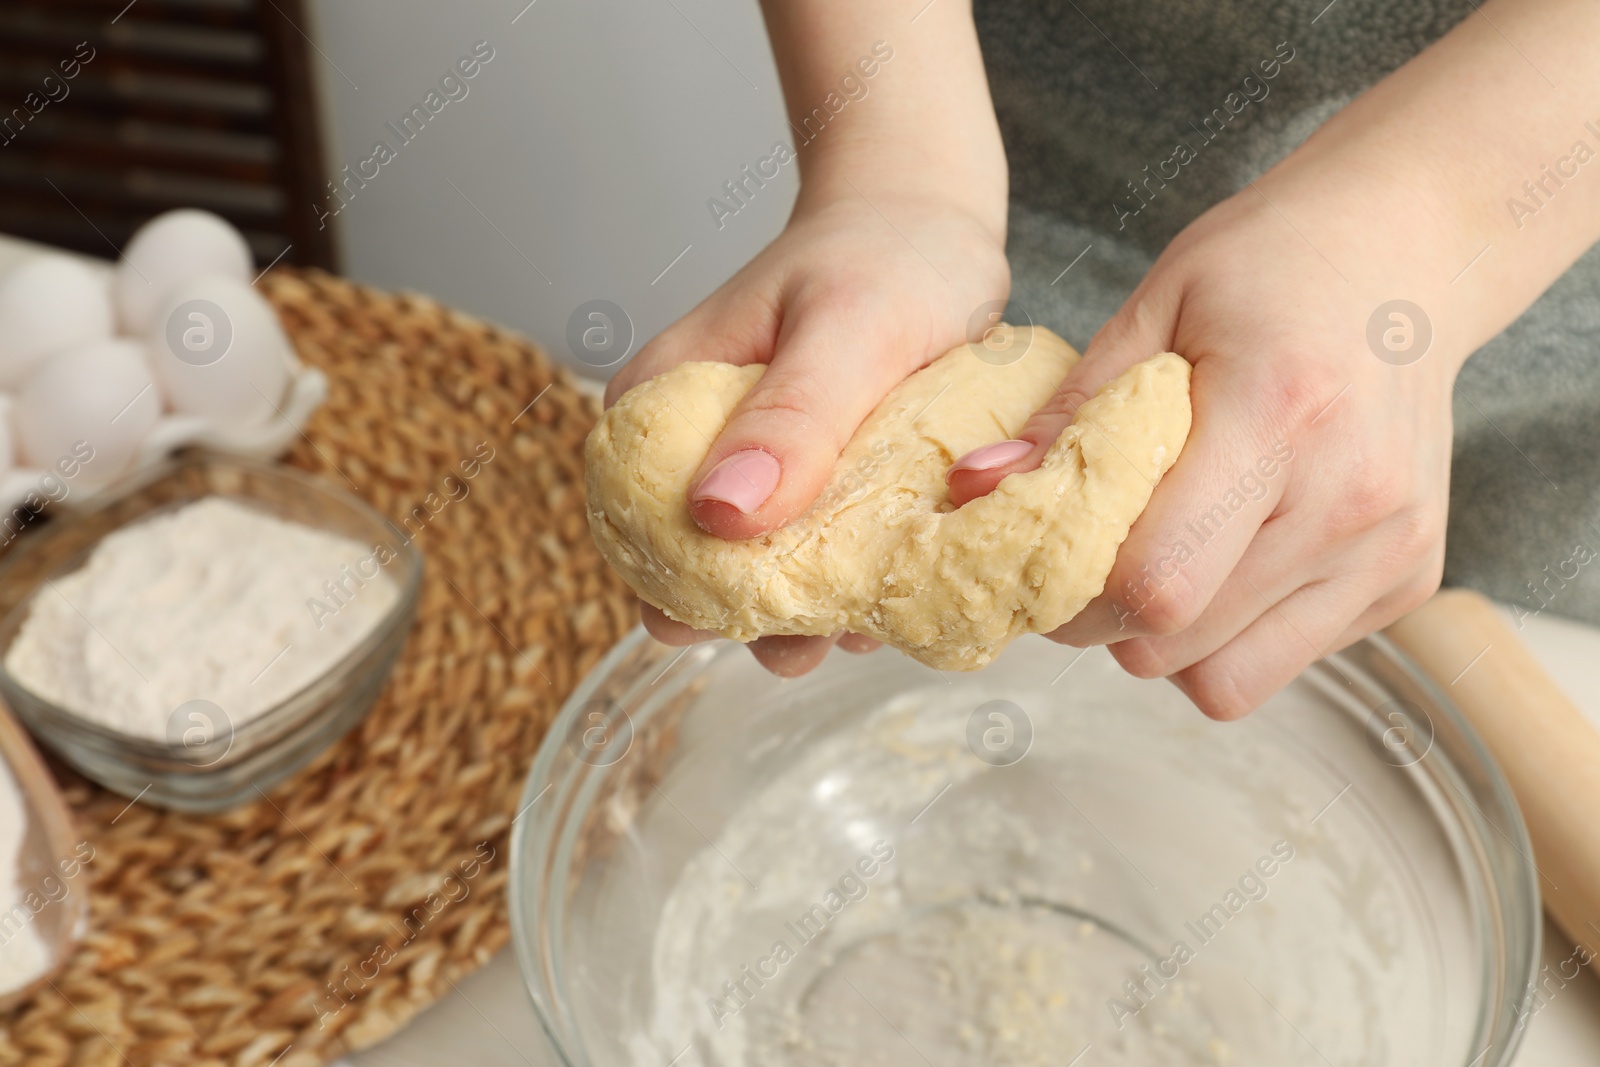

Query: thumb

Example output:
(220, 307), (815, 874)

(947, 299), (1175, 507)
(689, 298), (929, 539)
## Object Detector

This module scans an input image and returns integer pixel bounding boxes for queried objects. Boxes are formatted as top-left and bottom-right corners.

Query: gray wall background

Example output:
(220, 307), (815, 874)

(304, 0), (797, 378)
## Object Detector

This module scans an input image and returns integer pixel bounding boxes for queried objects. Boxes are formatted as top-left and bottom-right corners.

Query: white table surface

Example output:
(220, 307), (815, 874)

(0, 235), (1592, 1066)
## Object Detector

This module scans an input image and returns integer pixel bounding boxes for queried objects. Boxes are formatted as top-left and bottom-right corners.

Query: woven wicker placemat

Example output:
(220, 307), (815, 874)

(0, 270), (636, 1067)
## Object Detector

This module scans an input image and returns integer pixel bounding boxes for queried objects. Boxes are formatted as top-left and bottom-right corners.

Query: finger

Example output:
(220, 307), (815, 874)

(1167, 580), (1344, 720)
(1105, 518), (1307, 680)
(1105, 499), (1357, 678)
(837, 632), (883, 654)
(947, 290), (1176, 507)
(749, 633), (840, 677)
(1169, 568), (1411, 721)
(603, 288), (778, 408)
(640, 602), (720, 646)
(1119, 507), (1443, 707)
(1324, 560), (1444, 653)
(1045, 360), (1299, 647)
(1112, 500), (1440, 678)
(1112, 556), (1362, 686)
(688, 293), (931, 540)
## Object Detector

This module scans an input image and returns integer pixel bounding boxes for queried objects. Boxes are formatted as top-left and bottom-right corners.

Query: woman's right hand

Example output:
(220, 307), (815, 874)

(602, 0), (1010, 674)
(604, 184), (1010, 675)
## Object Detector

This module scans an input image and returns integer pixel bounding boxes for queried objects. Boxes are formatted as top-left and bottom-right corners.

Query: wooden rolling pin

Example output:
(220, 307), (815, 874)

(1386, 589), (1600, 964)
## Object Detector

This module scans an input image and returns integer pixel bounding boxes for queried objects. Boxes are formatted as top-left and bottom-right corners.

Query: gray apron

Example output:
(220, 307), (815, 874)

(975, 0), (1600, 626)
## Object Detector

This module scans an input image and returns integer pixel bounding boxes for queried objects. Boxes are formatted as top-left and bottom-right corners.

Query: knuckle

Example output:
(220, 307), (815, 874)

(1254, 356), (1344, 435)
(1417, 549), (1446, 596)
(1353, 568), (1443, 643)
(1394, 572), (1441, 618)
(1110, 637), (1173, 679)
(1270, 361), (1345, 432)
(1037, 387), (1092, 425)
(1125, 574), (1203, 637)
(1176, 662), (1255, 722)
(1386, 505), (1446, 565)
(1042, 624), (1087, 646)
(1090, 292), (1163, 354)
(1386, 556), (1445, 621)
(1327, 466), (1411, 534)
(739, 376), (828, 432)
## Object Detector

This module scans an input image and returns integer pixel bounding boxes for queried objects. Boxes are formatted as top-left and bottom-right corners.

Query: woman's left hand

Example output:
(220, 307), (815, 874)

(949, 189), (1462, 719)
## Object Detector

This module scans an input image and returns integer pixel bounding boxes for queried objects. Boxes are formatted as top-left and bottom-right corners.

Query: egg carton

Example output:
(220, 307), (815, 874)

(0, 356), (327, 514)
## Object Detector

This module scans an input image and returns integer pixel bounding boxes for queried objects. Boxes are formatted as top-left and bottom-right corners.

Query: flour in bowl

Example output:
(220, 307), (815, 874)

(4, 496), (400, 740)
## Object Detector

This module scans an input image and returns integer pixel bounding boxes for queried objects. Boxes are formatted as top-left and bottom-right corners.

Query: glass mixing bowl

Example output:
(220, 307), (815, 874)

(510, 630), (1539, 1067)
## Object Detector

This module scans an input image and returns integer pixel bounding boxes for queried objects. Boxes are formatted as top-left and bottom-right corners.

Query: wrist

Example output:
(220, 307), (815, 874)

(794, 137), (1009, 246)
(1241, 0), (1600, 375)
(760, 0), (1010, 245)
(1254, 144), (1495, 377)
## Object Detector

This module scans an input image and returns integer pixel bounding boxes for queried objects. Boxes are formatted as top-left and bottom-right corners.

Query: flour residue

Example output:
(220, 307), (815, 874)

(631, 689), (1300, 1067)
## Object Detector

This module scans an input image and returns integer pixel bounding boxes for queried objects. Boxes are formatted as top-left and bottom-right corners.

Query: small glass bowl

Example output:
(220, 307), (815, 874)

(0, 452), (422, 813)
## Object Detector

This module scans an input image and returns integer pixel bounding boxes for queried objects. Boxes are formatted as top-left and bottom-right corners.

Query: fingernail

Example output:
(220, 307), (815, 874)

(693, 449), (781, 514)
(949, 439), (1033, 475)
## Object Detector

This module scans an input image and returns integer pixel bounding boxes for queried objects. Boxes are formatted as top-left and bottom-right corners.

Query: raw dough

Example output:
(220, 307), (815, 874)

(585, 328), (1191, 670)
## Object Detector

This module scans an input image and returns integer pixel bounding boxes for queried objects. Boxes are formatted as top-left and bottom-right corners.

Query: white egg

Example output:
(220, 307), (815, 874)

(0, 256), (115, 389)
(115, 209), (254, 335)
(146, 275), (291, 425)
(17, 339), (161, 492)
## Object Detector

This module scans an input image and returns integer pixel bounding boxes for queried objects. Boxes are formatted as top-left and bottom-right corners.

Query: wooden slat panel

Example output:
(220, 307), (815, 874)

(255, 0), (335, 268)
(0, 86), (272, 136)
(0, 15), (264, 65)
(0, 0), (334, 271)
(5, 76), (270, 115)
(0, 65), (271, 119)
(20, 111), (276, 165)
(0, 200), (285, 265)
(0, 162), (284, 216)
(0, 53), (265, 85)
(2, 0), (253, 20)
(5, 139), (277, 185)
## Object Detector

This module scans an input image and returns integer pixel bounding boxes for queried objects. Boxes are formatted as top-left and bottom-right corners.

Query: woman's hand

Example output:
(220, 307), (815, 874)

(950, 191), (1458, 718)
(951, 0), (1600, 717)
(603, 0), (1009, 676)
(605, 186), (1009, 675)
(609, 0), (1600, 695)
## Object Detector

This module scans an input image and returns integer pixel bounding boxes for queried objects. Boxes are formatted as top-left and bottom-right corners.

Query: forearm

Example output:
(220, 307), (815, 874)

(1259, 0), (1600, 369)
(758, 0), (1008, 237)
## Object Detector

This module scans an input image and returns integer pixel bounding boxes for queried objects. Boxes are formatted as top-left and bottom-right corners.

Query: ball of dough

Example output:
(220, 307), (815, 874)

(585, 328), (1192, 670)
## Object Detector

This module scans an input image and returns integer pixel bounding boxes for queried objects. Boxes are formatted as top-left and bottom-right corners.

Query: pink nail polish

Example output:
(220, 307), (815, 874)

(949, 439), (1033, 475)
(693, 449), (781, 514)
